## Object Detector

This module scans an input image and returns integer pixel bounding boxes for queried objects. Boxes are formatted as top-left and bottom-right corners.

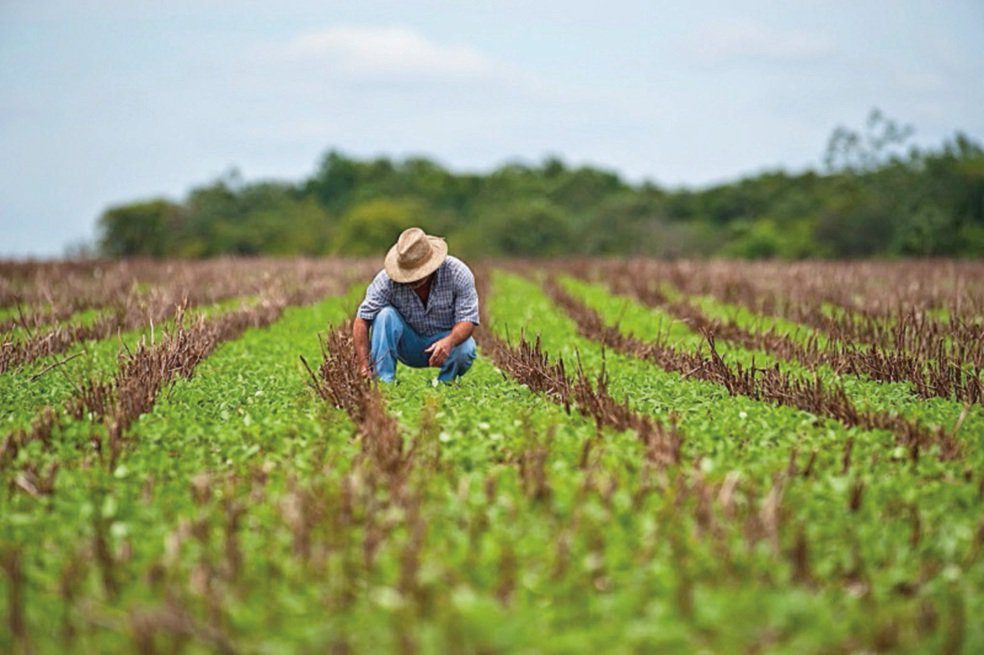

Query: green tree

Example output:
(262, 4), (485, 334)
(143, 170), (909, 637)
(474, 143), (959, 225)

(579, 190), (666, 254)
(813, 191), (895, 257)
(484, 198), (573, 256)
(306, 150), (361, 215)
(333, 198), (431, 255)
(98, 199), (184, 257)
(93, 121), (984, 260)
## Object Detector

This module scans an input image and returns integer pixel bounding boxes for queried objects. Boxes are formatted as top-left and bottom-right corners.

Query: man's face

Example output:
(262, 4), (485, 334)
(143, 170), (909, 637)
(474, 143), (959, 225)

(404, 273), (432, 290)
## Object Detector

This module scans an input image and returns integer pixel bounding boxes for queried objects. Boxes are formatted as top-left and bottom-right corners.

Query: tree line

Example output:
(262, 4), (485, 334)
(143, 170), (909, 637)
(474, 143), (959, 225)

(97, 111), (984, 259)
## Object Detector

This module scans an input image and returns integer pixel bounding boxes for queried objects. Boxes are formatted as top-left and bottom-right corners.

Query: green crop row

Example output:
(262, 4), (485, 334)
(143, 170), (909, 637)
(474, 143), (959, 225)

(486, 271), (983, 652)
(1, 269), (981, 654)
(1, 288), (366, 653)
(559, 274), (984, 462)
(0, 296), (257, 434)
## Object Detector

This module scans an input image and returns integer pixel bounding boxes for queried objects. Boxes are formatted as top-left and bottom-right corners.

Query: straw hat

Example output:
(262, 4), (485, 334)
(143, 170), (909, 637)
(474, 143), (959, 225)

(384, 227), (448, 283)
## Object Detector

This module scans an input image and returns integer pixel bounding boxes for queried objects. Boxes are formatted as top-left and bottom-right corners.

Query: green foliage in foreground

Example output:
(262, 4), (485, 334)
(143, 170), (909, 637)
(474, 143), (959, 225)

(1, 277), (982, 653)
(0, 295), (250, 434)
(96, 111), (984, 260)
(489, 272), (983, 650)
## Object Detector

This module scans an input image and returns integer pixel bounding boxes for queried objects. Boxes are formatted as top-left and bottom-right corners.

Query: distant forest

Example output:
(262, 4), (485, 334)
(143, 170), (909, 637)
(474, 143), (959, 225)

(98, 111), (984, 259)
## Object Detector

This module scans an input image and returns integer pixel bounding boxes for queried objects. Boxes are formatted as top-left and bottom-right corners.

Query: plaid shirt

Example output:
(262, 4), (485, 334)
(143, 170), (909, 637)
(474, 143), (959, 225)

(356, 255), (480, 336)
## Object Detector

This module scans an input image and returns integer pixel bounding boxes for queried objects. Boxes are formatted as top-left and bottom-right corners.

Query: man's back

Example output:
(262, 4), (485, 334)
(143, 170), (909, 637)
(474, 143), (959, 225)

(352, 228), (480, 383)
(357, 255), (480, 337)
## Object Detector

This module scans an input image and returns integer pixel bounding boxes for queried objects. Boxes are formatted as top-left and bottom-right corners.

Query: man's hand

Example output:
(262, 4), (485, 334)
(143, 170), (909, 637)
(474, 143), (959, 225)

(425, 322), (475, 368)
(353, 317), (373, 379)
(424, 336), (455, 367)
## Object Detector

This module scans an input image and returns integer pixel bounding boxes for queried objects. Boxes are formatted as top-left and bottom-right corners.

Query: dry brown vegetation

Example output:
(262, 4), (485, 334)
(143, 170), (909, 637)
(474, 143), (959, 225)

(541, 275), (963, 460)
(561, 260), (984, 406)
(0, 258), (372, 374)
(589, 259), (984, 322)
(2, 257), (981, 653)
(305, 323), (410, 483)
(474, 269), (682, 468)
(2, 260), (373, 481)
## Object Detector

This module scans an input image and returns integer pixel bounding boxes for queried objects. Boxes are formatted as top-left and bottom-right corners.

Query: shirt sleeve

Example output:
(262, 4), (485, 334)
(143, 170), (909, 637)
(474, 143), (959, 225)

(451, 261), (481, 325)
(356, 270), (392, 321)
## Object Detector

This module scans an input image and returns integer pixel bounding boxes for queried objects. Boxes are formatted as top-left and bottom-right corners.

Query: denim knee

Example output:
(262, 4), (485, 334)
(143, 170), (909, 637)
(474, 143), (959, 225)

(449, 337), (477, 366)
(374, 306), (401, 327)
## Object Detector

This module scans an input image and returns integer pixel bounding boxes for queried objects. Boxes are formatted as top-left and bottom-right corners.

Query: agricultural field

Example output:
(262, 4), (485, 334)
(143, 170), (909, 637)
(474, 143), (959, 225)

(1, 257), (982, 653)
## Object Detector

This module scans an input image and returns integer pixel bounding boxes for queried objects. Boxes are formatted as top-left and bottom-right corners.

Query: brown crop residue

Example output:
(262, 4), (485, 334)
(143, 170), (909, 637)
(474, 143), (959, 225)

(542, 276), (963, 461)
(581, 260), (983, 406)
(305, 323), (409, 482)
(2, 261), (374, 479)
(473, 268), (682, 468)
(0, 258), (375, 374)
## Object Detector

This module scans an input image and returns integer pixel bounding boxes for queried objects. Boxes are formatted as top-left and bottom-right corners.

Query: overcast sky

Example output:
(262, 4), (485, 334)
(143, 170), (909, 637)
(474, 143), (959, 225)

(2, 1), (982, 257)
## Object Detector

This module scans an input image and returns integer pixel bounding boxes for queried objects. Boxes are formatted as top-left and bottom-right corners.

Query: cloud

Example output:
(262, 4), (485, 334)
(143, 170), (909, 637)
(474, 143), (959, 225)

(692, 19), (834, 66)
(280, 25), (503, 80)
(220, 23), (587, 167)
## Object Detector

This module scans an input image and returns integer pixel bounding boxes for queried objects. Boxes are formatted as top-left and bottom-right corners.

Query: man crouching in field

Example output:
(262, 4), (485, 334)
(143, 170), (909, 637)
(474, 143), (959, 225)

(354, 227), (479, 383)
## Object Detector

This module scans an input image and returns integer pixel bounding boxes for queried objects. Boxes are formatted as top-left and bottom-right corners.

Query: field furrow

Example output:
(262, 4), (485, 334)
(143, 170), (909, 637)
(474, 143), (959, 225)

(2, 259), (981, 654)
(485, 268), (984, 652)
(551, 275), (983, 462)
(1, 271), (369, 503)
(0, 288), (374, 652)
(590, 269), (984, 405)
(0, 259), (375, 374)
(583, 259), (984, 355)
(0, 295), (248, 435)
(542, 275), (966, 461)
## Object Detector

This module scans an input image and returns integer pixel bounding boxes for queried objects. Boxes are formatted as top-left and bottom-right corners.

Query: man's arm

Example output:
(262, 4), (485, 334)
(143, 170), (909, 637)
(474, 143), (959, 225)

(424, 320), (475, 367)
(353, 316), (372, 377)
(425, 258), (481, 367)
(353, 270), (392, 377)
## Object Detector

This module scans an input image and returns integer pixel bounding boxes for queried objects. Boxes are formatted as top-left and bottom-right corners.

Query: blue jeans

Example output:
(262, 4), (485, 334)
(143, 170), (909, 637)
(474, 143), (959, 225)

(370, 306), (477, 383)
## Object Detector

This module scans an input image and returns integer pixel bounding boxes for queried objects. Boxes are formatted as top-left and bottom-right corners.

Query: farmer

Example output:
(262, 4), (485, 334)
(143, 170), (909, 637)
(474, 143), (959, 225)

(354, 227), (479, 383)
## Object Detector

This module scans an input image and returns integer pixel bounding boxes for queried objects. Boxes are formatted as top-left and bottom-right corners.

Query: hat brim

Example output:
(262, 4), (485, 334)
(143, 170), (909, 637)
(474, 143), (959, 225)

(384, 236), (448, 283)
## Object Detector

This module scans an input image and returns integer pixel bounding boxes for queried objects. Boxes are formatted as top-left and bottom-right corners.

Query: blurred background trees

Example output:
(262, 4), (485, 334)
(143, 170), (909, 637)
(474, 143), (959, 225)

(97, 111), (984, 259)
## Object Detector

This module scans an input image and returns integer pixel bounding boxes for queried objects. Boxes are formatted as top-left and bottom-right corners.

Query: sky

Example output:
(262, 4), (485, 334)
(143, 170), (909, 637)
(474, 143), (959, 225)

(1, 1), (982, 257)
